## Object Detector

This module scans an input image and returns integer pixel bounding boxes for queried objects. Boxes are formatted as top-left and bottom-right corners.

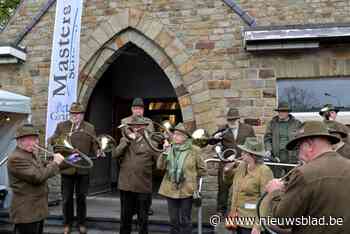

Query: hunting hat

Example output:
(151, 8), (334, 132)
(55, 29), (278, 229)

(275, 101), (291, 112)
(325, 120), (348, 139)
(171, 122), (191, 137)
(15, 124), (39, 139)
(237, 137), (265, 157)
(132, 98), (145, 107)
(286, 121), (340, 150)
(227, 108), (240, 120)
(69, 102), (85, 113)
(319, 104), (339, 116)
(127, 116), (149, 126)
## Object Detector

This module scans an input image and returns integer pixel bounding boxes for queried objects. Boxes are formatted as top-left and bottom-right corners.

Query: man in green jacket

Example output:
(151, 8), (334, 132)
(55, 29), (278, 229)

(264, 102), (302, 177)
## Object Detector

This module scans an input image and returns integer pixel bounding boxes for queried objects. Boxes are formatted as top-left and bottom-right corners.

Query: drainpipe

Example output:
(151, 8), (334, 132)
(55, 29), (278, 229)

(222, 0), (256, 27)
(14, 0), (57, 46)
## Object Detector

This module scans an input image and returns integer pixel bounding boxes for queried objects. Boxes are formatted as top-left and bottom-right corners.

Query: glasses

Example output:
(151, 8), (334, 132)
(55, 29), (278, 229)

(295, 140), (305, 151)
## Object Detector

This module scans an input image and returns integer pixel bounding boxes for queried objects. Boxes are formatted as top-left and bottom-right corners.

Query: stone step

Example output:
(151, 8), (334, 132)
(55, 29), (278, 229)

(0, 215), (215, 234)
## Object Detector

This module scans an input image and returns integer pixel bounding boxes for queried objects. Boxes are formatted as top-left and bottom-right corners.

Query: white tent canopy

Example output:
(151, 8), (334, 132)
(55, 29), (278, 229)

(0, 89), (31, 114)
(0, 90), (31, 209)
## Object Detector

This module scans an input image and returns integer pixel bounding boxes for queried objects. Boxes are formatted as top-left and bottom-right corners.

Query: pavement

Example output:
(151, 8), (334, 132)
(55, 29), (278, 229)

(49, 193), (170, 222)
(0, 192), (215, 233)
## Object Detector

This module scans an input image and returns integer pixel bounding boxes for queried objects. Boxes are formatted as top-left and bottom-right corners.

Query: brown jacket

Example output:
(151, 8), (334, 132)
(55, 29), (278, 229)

(157, 145), (207, 199)
(112, 136), (159, 193)
(7, 147), (60, 224)
(221, 122), (255, 158)
(336, 142), (350, 159)
(48, 120), (98, 175)
(270, 151), (350, 234)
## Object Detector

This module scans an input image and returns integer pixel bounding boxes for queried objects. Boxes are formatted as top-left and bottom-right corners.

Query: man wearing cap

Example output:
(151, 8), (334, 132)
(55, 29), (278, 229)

(214, 107), (255, 216)
(120, 97), (155, 215)
(319, 103), (340, 121)
(264, 102), (302, 177)
(121, 98), (154, 132)
(48, 102), (99, 234)
(113, 116), (160, 234)
(320, 104), (350, 144)
(265, 121), (350, 234)
(8, 124), (64, 234)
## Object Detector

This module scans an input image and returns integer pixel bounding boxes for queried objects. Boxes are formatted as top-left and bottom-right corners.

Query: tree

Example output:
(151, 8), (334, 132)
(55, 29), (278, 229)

(0, 0), (21, 30)
(280, 86), (320, 112)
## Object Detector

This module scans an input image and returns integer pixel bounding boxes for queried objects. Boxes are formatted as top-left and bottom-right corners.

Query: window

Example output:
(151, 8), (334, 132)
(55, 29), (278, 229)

(277, 78), (350, 113)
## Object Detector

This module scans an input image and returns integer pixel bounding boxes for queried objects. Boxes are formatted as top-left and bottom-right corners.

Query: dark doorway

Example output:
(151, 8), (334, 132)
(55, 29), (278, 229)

(85, 43), (182, 195)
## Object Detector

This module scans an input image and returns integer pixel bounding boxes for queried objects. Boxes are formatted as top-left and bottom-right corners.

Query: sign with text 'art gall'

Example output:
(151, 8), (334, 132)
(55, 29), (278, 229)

(45, 0), (83, 142)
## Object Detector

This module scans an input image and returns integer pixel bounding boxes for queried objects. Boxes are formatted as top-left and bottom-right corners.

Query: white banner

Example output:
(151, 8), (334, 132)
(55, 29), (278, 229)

(45, 0), (83, 142)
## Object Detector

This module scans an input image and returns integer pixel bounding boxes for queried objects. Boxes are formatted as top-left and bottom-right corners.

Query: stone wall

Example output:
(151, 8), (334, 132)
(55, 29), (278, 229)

(1, 0), (350, 221)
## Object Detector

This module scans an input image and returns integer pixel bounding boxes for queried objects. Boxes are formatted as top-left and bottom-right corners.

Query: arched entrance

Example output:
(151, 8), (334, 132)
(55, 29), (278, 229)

(85, 43), (183, 194)
(76, 8), (210, 194)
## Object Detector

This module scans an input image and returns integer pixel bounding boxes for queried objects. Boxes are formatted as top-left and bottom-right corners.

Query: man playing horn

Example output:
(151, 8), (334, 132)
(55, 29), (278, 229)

(113, 116), (160, 234)
(8, 124), (64, 234)
(48, 102), (100, 234)
(265, 121), (350, 234)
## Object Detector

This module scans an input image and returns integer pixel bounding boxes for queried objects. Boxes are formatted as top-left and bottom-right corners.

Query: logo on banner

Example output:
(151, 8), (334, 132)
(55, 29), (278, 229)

(49, 102), (70, 121)
(45, 0), (83, 142)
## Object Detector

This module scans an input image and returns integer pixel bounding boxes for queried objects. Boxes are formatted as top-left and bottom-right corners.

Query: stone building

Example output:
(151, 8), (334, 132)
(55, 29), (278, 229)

(1, 0), (350, 221)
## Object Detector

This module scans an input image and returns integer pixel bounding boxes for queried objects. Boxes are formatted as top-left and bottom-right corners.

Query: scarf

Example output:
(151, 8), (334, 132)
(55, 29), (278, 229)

(166, 139), (192, 188)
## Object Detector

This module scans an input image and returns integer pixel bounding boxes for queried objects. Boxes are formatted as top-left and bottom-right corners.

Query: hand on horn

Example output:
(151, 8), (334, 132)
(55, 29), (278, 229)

(97, 149), (106, 158)
(265, 179), (285, 193)
(53, 153), (64, 165)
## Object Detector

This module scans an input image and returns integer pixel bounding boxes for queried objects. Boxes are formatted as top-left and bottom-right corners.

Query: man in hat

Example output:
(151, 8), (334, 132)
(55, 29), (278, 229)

(8, 124), (64, 234)
(120, 97), (155, 215)
(264, 101), (302, 177)
(121, 97), (154, 132)
(265, 121), (350, 233)
(214, 107), (255, 216)
(48, 102), (99, 234)
(320, 103), (350, 144)
(113, 116), (160, 234)
(319, 103), (340, 121)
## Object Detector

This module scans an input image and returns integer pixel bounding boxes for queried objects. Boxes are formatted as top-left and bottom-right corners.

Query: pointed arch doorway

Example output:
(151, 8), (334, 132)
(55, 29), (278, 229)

(85, 43), (183, 194)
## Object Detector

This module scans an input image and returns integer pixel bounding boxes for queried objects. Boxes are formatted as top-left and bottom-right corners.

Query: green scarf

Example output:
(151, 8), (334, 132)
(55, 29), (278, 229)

(166, 139), (192, 188)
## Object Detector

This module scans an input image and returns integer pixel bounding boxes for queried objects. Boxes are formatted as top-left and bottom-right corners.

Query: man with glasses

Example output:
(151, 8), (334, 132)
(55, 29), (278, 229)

(265, 121), (350, 234)
(8, 124), (64, 234)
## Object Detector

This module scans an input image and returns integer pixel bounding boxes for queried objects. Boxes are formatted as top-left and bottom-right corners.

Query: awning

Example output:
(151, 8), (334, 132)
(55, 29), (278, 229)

(0, 45), (26, 64)
(0, 90), (31, 114)
(243, 23), (350, 51)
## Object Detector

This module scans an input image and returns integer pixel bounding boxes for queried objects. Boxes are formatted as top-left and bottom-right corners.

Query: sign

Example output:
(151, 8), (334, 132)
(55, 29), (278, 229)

(45, 0), (83, 142)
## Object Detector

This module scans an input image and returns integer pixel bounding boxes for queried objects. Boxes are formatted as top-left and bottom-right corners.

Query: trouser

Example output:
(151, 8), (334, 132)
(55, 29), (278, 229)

(217, 162), (230, 214)
(61, 174), (89, 226)
(120, 190), (151, 234)
(235, 226), (267, 234)
(166, 197), (193, 234)
(14, 220), (44, 234)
